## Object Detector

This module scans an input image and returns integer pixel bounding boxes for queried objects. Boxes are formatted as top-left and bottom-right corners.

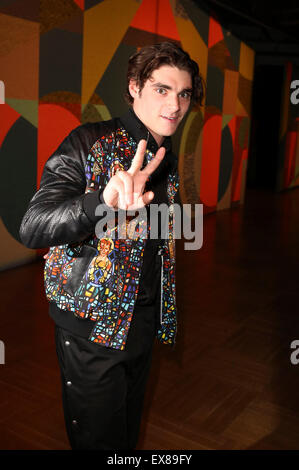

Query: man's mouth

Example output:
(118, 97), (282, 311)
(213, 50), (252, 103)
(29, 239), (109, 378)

(161, 115), (178, 122)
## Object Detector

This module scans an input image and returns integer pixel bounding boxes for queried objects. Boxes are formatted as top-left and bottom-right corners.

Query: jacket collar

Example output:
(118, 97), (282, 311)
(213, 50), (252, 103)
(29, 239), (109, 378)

(119, 108), (177, 172)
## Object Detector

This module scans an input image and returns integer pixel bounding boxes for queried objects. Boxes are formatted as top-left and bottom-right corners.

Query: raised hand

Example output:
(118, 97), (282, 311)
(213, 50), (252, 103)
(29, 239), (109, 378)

(102, 139), (165, 210)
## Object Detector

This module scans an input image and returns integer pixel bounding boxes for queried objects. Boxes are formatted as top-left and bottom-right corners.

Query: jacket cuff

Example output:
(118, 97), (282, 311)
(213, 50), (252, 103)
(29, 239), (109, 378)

(82, 190), (106, 223)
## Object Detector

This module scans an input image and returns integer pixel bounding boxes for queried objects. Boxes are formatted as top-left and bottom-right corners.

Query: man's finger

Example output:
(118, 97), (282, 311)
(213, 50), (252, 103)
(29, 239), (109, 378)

(103, 175), (125, 209)
(141, 146), (166, 177)
(127, 139), (147, 176)
(117, 171), (133, 206)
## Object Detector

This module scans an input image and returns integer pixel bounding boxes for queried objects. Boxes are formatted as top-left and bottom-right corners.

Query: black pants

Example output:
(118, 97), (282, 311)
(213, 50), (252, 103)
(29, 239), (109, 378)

(54, 305), (158, 450)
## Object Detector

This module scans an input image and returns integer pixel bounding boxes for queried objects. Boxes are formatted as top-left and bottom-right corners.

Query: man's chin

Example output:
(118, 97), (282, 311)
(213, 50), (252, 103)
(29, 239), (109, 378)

(158, 125), (180, 136)
(163, 128), (179, 137)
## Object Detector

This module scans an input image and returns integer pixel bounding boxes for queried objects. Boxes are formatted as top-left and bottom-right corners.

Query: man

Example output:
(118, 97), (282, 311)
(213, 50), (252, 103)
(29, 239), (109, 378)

(20, 42), (204, 450)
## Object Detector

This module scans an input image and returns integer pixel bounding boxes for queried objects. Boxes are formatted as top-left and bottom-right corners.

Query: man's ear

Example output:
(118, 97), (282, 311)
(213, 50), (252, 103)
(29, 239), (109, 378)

(128, 80), (140, 100)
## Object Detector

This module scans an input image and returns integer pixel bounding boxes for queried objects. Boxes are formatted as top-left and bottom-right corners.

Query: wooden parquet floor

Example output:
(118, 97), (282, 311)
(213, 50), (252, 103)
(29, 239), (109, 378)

(1, 188), (299, 450)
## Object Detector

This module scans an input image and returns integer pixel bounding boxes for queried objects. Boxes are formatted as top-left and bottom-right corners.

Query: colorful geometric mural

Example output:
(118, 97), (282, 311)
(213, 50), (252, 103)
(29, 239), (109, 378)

(278, 62), (299, 191)
(176, 4), (254, 214)
(0, 0), (255, 269)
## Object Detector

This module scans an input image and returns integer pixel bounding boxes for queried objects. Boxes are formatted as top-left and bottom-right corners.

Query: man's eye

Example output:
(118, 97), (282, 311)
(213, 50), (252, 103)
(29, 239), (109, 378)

(180, 91), (191, 99)
(156, 88), (166, 95)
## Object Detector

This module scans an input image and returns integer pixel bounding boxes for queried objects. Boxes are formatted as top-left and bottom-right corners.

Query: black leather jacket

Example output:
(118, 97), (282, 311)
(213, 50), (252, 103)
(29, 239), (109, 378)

(20, 109), (179, 350)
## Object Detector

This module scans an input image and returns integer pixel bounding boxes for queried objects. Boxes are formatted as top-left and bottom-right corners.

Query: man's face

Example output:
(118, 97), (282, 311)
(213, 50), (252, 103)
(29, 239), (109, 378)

(129, 65), (192, 146)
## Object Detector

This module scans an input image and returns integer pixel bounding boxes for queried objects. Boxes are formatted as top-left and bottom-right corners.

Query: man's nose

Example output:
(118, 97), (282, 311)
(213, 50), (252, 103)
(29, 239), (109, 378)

(167, 93), (180, 112)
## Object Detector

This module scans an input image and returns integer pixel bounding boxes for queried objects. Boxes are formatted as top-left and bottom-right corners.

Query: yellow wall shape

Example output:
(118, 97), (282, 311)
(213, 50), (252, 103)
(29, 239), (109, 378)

(82, 0), (140, 105)
(239, 42), (255, 81)
(174, 15), (208, 85)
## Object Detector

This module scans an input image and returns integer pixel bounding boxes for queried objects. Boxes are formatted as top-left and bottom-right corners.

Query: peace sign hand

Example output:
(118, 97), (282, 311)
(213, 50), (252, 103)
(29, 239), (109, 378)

(102, 139), (165, 210)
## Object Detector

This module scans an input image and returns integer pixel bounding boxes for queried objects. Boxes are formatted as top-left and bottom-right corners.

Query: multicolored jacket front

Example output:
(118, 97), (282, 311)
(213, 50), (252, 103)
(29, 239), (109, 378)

(20, 110), (179, 350)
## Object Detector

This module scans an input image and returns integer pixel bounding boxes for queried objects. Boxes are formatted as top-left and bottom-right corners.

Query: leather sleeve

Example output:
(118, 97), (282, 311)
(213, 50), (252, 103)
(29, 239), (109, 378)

(19, 122), (106, 249)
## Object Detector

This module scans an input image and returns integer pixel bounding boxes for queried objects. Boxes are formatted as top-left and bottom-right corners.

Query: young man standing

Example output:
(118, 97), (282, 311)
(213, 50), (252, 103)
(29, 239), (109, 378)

(20, 42), (204, 450)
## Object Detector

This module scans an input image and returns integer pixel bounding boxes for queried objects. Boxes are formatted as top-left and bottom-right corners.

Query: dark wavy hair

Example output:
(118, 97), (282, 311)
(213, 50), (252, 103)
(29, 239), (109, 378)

(125, 42), (205, 106)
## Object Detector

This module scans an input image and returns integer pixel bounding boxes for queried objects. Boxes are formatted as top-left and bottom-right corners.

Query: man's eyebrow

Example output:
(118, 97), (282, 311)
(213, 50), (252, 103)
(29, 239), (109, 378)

(180, 87), (193, 94)
(150, 82), (193, 93)
(150, 82), (172, 89)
